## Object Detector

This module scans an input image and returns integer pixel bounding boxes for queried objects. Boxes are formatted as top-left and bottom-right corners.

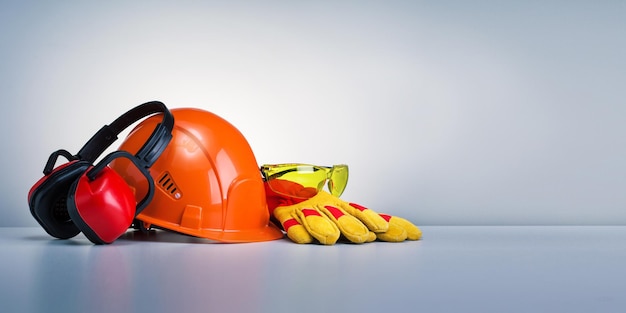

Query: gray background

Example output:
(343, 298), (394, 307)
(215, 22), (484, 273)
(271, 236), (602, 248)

(2, 1), (624, 227)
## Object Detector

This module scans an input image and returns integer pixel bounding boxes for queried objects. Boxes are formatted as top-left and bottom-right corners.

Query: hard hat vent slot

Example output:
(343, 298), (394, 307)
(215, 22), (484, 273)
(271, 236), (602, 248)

(157, 172), (182, 199)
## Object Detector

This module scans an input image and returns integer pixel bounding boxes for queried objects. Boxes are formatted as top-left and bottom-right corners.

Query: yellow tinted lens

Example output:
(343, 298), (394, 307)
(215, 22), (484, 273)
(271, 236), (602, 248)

(328, 165), (349, 196)
(263, 164), (329, 198)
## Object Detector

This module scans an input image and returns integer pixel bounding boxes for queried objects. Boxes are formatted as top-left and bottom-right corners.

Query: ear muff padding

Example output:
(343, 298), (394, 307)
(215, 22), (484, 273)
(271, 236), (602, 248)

(28, 160), (91, 239)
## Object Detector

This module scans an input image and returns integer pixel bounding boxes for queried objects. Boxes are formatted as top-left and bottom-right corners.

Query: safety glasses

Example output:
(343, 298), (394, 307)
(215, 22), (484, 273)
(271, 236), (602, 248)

(260, 164), (349, 199)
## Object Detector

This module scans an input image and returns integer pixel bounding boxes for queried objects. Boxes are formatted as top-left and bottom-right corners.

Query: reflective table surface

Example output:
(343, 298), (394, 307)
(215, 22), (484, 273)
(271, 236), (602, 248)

(1, 226), (625, 313)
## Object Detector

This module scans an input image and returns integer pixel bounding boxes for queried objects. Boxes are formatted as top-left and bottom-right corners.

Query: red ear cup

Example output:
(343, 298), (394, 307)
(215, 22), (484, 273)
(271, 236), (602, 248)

(67, 167), (137, 244)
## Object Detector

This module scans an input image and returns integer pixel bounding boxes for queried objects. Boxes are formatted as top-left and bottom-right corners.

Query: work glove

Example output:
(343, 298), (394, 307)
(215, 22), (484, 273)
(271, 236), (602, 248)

(265, 180), (422, 245)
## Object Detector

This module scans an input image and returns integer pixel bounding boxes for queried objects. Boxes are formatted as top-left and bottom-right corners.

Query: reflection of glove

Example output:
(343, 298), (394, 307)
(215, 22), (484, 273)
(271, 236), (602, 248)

(266, 181), (421, 245)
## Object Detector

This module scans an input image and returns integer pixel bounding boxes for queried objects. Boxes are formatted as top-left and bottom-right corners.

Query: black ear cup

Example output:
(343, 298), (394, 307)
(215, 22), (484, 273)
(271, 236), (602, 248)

(28, 161), (91, 239)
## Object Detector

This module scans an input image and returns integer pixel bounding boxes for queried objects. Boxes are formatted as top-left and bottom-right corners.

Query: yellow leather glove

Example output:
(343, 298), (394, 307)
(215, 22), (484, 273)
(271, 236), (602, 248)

(266, 182), (421, 245)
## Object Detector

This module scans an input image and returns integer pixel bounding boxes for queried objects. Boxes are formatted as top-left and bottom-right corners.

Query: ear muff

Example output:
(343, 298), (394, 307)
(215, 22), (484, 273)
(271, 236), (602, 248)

(28, 101), (173, 244)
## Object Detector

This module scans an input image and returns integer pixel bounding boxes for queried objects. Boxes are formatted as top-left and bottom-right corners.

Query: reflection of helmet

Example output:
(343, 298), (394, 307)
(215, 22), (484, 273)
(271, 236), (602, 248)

(110, 108), (283, 242)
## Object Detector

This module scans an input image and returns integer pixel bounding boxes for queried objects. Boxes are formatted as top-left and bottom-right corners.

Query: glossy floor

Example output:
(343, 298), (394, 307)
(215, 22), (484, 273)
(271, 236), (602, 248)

(1, 226), (625, 313)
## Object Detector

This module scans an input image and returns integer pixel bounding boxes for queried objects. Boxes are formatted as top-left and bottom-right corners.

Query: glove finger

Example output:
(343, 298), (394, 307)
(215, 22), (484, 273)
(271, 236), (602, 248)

(296, 208), (340, 245)
(377, 214), (422, 242)
(342, 202), (389, 233)
(375, 214), (408, 242)
(312, 192), (389, 233)
(318, 205), (372, 244)
(366, 231), (377, 242)
(391, 216), (422, 240)
(273, 206), (314, 244)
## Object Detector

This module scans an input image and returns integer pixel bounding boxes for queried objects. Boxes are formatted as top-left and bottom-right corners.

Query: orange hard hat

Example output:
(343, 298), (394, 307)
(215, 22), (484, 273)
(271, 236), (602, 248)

(109, 108), (283, 243)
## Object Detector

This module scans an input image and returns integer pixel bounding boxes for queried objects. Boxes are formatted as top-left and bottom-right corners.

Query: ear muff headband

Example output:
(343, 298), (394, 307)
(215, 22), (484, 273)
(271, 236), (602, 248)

(76, 101), (174, 167)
